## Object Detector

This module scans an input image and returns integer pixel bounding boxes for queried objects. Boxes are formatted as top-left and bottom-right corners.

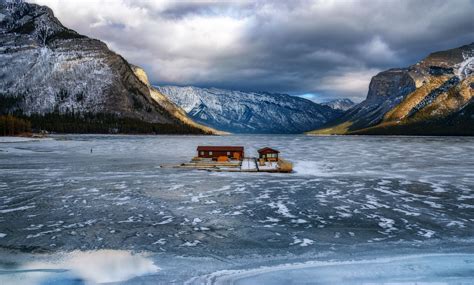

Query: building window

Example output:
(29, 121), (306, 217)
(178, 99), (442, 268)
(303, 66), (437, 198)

(227, 152), (231, 156)
(209, 151), (213, 155)
(200, 151), (204, 156)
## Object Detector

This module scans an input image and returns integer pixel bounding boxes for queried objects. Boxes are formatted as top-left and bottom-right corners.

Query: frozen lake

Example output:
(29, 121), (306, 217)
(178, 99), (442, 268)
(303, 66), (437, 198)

(0, 134), (473, 284)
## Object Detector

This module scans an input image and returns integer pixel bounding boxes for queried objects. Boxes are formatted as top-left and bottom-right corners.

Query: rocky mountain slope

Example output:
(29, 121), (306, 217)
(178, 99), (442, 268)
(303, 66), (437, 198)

(155, 86), (341, 134)
(310, 43), (474, 135)
(0, 0), (216, 134)
(321, 98), (355, 111)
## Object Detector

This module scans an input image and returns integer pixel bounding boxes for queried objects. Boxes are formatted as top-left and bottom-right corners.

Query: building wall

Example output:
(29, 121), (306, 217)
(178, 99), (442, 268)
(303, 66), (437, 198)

(259, 153), (278, 161)
(198, 150), (244, 160)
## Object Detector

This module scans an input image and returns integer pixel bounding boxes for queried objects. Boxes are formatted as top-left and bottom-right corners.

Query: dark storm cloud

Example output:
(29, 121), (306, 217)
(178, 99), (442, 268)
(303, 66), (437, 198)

(32, 0), (474, 101)
(208, 0), (473, 100)
(154, 1), (257, 19)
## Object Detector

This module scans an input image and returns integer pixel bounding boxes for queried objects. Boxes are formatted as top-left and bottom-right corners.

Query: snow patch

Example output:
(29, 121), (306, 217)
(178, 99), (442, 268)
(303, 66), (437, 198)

(0, 205), (36, 214)
(456, 55), (474, 78)
(268, 201), (296, 218)
(290, 236), (314, 247)
(181, 240), (201, 247)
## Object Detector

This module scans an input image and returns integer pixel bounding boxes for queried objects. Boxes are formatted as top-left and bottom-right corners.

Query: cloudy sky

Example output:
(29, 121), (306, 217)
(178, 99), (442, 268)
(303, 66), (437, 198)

(31, 0), (474, 102)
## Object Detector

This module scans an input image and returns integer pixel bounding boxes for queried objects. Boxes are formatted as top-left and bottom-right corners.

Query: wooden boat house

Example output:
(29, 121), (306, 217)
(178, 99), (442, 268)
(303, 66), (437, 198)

(197, 146), (244, 161)
(258, 147), (279, 162)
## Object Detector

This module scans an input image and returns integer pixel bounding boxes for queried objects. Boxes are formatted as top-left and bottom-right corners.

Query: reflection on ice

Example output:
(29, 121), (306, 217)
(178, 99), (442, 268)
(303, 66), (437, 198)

(190, 254), (474, 285)
(0, 250), (159, 285)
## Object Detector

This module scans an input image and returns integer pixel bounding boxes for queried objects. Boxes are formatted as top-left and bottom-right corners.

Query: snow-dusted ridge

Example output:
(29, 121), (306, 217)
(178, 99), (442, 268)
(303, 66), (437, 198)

(456, 53), (473, 79)
(155, 85), (342, 134)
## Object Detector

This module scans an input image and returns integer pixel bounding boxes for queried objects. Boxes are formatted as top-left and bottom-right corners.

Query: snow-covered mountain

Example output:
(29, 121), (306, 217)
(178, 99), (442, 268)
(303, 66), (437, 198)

(0, 1), (216, 134)
(321, 98), (355, 111)
(155, 86), (342, 134)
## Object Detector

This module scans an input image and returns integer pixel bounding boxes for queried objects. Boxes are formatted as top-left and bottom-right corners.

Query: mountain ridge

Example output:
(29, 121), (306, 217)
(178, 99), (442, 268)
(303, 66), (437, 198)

(155, 85), (342, 134)
(309, 42), (474, 135)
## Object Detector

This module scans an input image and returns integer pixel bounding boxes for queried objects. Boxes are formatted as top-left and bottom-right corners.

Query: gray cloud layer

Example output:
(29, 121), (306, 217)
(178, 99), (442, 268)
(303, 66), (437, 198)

(31, 0), (474, 101)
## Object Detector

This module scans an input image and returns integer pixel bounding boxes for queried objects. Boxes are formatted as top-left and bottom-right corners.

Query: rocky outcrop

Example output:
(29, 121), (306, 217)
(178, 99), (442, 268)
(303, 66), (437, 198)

(0, 1), (216, 134)
(156, 85), (341, 134)
(310, 42), (474, 135)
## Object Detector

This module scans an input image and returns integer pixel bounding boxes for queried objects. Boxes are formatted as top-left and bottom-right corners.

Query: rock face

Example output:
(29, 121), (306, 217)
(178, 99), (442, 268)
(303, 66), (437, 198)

(310, 43), (474, 135)
(0, 1), (215, 134)
(156, 86), (341, 134)
(321, 98), (355, 111)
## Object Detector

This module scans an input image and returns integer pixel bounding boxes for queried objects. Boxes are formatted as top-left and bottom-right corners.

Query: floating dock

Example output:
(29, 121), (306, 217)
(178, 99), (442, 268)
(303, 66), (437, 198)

(163, 157), (292, 173)
(161, 146), (293, 173)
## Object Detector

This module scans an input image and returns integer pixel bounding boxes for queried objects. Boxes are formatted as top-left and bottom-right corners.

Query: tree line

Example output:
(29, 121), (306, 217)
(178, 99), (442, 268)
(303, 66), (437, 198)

(0, 92), (209, 135)
(0, 113), (207, 136)
(0, 115), (31, 136)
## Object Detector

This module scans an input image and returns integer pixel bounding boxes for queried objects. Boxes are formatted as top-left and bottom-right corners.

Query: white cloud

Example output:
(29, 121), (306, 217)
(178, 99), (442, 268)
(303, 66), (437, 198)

(317, 68), (381, 101)
(357, 36), (398, 63)
(31, 0), (249, 83)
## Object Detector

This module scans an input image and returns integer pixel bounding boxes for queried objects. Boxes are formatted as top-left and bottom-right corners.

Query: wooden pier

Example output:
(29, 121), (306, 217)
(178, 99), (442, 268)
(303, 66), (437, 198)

(161, 146), (293, 173)
(162, 157), (292, 173)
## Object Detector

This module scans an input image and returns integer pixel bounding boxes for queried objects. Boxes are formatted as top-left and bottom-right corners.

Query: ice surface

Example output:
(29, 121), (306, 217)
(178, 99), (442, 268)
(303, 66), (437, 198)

(0, 134), (473, 283)
(268, 201), (296, 218)
(0, 137), (49, 143)
(0, 250), (159, 285)
(0, 205), (36, 213)
(291, 236), (314, 247)
(189, 254), (474, 284)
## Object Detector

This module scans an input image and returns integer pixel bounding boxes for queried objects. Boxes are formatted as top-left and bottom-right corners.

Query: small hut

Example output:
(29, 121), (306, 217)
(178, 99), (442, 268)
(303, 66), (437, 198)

(258, 147), (279, 162)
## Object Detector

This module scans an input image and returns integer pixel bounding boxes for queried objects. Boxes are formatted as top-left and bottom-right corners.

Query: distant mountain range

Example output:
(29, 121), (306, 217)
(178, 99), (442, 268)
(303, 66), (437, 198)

(155, 86), (342, 134)
(321, 99), (355, 111)
(0, 1), (216, 134)
(310, 43), (474, 135)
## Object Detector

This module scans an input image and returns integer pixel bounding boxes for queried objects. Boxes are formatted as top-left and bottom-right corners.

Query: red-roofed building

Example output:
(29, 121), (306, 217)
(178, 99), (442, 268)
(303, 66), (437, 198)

(197, 146), (244, 161)
(258, 147), (279, 162)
